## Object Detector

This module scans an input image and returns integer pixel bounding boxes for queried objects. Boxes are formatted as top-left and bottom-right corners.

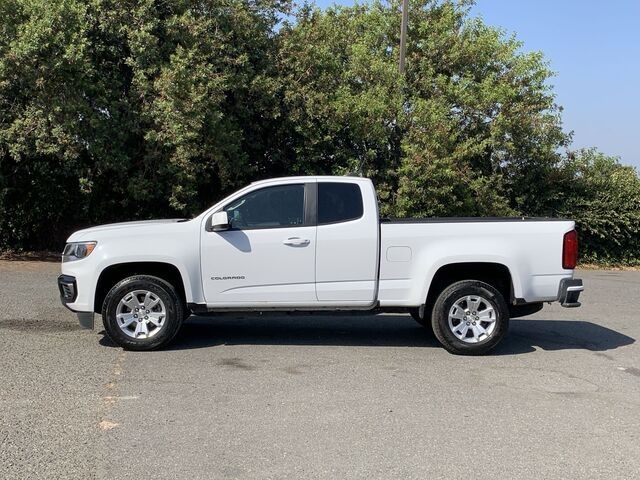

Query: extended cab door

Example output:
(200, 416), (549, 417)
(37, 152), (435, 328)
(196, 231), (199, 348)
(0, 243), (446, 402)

(201, 181), (317, 306)
(315, 179), (379, 304)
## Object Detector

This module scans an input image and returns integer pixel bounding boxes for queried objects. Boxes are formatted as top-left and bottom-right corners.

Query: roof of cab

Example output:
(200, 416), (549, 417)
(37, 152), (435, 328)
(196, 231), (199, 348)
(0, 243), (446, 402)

(249, 175), (368, 186)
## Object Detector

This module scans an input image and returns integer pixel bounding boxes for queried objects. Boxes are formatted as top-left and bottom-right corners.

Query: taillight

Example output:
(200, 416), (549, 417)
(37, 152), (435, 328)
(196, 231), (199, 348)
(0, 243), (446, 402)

(562, 229), (578, 269)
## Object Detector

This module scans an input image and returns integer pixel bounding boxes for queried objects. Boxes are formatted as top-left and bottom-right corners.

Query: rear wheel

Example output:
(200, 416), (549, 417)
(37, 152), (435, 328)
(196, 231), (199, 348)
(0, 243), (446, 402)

(102, 275), (184, 351)
(431, 280), (509, 355)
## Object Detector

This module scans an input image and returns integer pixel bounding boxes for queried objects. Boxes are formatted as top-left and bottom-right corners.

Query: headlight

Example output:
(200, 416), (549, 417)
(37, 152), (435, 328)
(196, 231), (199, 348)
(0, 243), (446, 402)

(62, 242), (97, 262)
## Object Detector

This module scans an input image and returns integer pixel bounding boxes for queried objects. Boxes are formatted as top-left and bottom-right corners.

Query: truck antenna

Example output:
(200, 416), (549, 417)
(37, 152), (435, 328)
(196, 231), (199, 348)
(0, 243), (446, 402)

(346, 156), (367, 177)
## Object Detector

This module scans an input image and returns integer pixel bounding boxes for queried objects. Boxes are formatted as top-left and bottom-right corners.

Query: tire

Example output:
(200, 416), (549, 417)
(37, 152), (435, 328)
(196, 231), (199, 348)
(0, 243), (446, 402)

(102, 275), (185, 351)
(431, 280), (509, 356)
(409, 308), (433, 334)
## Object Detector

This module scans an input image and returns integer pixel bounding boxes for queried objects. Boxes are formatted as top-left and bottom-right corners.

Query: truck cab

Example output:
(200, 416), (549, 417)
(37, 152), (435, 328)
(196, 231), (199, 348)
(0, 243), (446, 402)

(200, 177), (379, 307)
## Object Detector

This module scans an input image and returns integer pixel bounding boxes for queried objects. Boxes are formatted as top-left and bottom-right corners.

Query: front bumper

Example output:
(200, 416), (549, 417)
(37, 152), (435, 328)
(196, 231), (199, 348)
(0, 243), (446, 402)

(58, 274), (95, 329)
(558, 278), (583, 307)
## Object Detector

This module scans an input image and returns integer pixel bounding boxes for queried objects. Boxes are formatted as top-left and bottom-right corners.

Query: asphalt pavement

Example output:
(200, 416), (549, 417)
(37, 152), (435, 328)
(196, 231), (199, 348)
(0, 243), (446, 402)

(1, 261), (639, 479)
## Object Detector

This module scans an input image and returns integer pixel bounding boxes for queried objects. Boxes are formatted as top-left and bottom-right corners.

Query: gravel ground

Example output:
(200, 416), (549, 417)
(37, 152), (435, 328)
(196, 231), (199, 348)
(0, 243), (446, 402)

(0, 262), (638, 479)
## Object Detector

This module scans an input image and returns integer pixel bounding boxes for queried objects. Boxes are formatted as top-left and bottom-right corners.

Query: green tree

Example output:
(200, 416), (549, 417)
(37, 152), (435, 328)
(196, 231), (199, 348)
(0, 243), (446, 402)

(0, 0), (289, 249)
(558, 149), (640, 265)
(274, 1), (569, 217)
(272, 2), (406, 209)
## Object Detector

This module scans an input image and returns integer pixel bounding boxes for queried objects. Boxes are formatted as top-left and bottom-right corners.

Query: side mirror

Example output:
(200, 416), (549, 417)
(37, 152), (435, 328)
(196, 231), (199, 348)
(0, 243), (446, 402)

(210, 211), (230, 231)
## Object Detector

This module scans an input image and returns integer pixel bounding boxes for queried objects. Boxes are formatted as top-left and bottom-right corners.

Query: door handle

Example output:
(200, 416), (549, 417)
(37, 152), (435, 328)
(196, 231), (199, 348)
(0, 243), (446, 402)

(283, 237), (310, 247)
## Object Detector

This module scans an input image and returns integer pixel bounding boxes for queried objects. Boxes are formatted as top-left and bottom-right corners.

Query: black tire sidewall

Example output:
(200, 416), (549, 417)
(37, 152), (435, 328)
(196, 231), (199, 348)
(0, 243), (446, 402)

(432, 280), (509, 355)
(102, 275), (184, 351)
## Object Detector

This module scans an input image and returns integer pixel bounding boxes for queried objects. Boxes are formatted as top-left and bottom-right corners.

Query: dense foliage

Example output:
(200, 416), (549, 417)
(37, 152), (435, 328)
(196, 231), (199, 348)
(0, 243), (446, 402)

(0, 0), (638, 263)
(557, 149), (640, 265)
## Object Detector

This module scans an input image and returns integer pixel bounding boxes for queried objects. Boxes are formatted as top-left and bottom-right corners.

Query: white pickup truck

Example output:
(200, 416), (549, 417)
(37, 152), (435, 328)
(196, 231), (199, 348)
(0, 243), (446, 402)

(58, 176), (583, 355)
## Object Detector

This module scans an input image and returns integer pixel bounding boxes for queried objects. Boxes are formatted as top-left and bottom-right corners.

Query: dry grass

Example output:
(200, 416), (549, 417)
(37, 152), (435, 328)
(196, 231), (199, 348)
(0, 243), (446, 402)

(578, 263), (640, 272)
(0, 250), (60, 262)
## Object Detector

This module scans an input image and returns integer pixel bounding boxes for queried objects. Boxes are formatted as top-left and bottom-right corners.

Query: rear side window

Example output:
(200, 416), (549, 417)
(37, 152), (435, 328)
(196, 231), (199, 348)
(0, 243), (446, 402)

(318, 182), (364, 225)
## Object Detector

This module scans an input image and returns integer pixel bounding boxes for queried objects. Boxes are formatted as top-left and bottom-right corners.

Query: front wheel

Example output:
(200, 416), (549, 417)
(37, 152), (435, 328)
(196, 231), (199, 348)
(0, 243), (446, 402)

(431, 280), (509, 355)
(102, 275), (184, 351)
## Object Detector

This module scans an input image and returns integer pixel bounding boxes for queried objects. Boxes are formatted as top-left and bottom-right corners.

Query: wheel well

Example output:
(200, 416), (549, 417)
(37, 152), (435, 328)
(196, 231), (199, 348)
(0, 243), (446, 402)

(425, 263), (513, 311)
(94, 262), (187, 314)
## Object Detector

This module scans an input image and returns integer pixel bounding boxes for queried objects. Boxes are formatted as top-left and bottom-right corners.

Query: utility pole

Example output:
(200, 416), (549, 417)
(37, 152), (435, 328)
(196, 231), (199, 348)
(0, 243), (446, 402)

(399, 0), (409, 73)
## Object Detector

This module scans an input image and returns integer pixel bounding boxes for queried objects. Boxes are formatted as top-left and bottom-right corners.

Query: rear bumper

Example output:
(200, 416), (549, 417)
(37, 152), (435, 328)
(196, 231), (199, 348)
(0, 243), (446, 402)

(58, 275), (95, 329)
(558, 278), (583, 307)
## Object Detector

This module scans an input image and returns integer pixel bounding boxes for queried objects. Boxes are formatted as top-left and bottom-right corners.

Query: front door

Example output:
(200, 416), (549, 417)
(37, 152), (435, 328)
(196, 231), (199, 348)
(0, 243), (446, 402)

(201, 182), (317, 307)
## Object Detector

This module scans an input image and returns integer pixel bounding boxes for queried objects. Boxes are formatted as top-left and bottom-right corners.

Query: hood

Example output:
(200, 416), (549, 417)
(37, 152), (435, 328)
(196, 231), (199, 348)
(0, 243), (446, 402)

(67, 219), (187, 242)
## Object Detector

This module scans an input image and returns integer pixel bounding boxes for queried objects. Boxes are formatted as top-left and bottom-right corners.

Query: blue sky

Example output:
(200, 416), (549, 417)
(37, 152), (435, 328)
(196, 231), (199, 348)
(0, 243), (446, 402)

(313, 0), (640, 168)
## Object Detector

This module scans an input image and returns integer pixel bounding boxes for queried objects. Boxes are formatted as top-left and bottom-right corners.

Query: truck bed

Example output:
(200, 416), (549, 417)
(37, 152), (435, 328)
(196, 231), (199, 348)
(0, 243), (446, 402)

(377, 218), (576, 307)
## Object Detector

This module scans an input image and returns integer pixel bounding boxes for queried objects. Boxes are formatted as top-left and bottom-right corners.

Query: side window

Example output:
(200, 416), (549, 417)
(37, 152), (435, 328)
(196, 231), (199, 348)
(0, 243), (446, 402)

(223, 184), (305, 229)
(318, 182), (364, 225)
